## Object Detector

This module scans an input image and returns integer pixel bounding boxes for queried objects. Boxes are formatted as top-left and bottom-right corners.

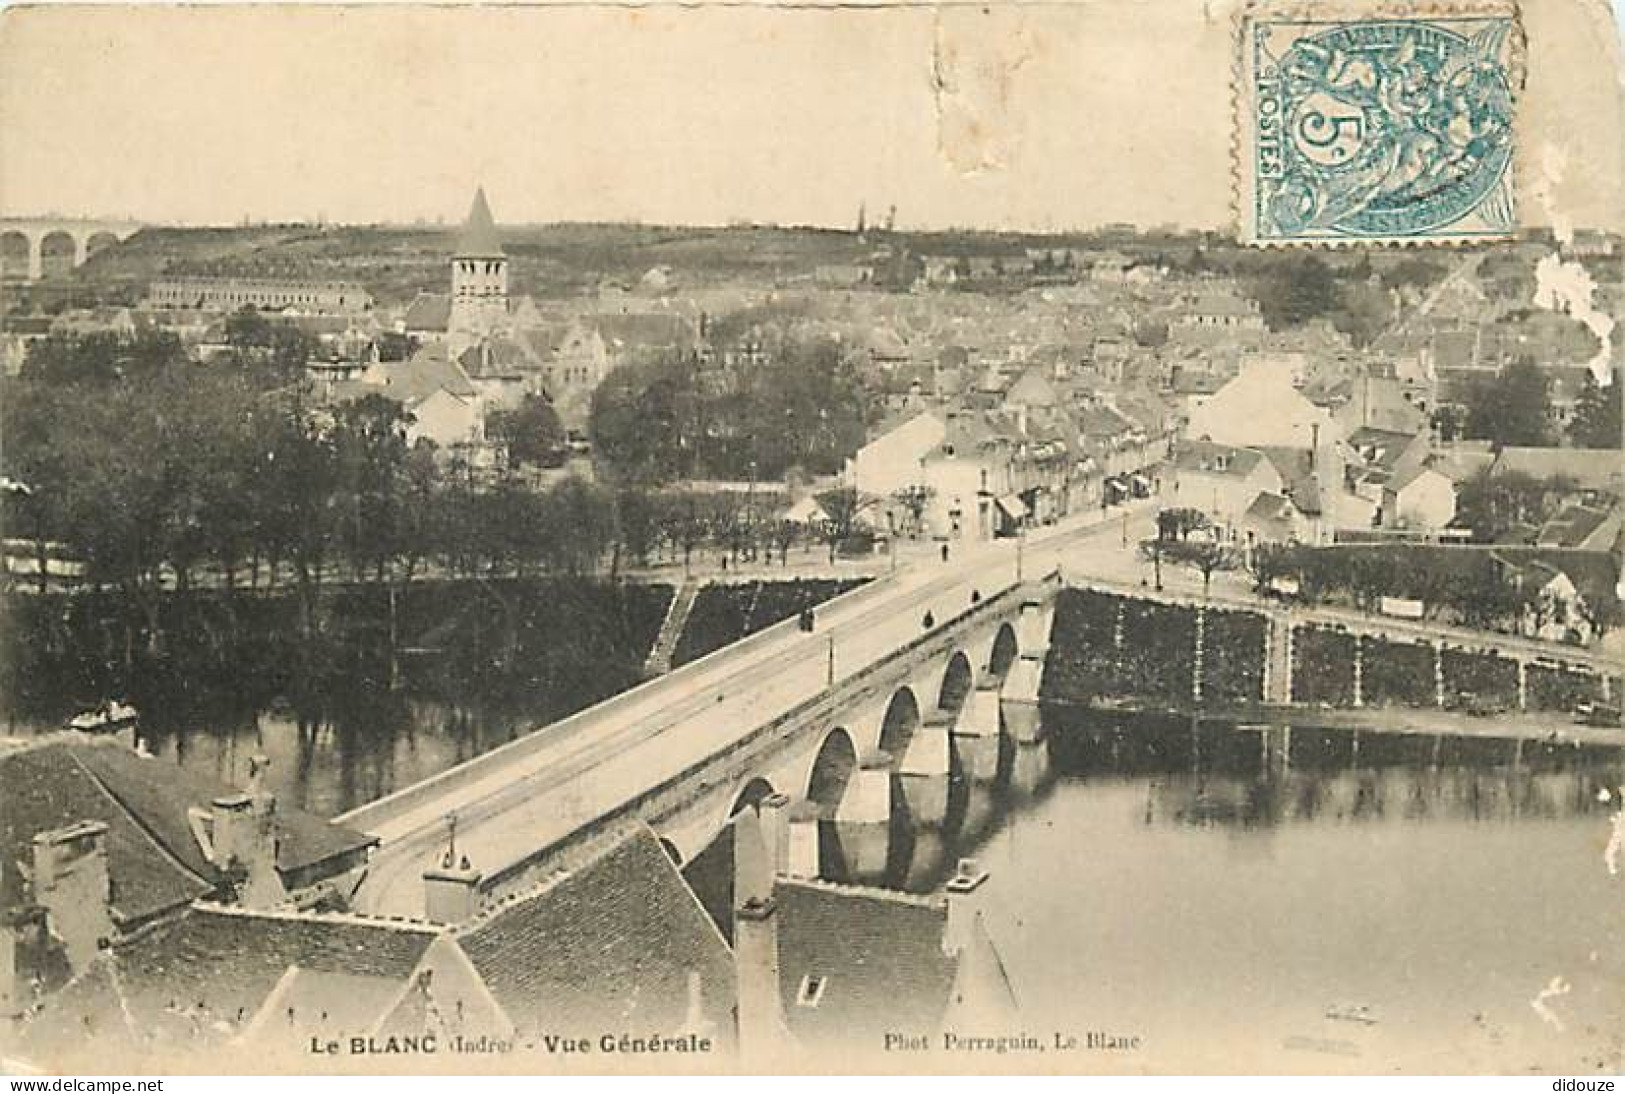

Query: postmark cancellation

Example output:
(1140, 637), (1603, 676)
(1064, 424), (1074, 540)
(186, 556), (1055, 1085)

(1236, 1), (1523, 246)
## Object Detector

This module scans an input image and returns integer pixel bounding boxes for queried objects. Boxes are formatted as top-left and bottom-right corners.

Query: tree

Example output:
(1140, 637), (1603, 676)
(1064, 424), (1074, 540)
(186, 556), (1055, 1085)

(1463, 361), (1552, 447)
(1245, 541), (1296, 595)
(611, 481), (661, 570)
(890, 484), (934, 537)
(488, 394), (566, 468)
(1248, 254), (1338, 329)
(1158, 536), (1231, 598)
(1568, 371), (1622, 449)
(1454, 469), (1550, 542)
(1157, 507), (1208, 541)
(815, 487), (875, 562)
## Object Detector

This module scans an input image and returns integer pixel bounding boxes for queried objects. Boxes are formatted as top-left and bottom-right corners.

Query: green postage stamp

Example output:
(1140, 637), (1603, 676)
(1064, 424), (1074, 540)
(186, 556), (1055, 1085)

(1236, 2), (1523, 245)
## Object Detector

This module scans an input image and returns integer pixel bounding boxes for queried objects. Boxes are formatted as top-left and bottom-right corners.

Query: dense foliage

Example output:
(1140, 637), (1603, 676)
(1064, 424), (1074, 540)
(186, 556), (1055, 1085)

(588, 332), (869, 482)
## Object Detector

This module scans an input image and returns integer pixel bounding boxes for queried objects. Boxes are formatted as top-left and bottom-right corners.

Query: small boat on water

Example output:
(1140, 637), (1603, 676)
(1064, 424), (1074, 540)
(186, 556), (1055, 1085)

(66, 699), (139, 733)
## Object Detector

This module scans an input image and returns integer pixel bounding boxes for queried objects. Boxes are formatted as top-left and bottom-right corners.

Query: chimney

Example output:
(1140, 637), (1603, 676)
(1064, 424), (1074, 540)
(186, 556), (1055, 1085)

(31, 821), (114, 976)
(210, 782), (287, 910)
(757, 793), (792, 879)
(423, 816), (482, 924)
(942, 857), (991, 957)
(1, 906), (49, 1021)
(733, 895), (785, 1069)
(1309, 422), (1321, 470)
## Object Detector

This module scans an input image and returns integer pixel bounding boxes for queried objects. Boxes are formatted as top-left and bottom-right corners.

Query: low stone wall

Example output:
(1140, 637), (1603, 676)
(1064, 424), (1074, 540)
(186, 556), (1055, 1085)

(672, 578), (869, 667)
(1043, 588), (1266, 707)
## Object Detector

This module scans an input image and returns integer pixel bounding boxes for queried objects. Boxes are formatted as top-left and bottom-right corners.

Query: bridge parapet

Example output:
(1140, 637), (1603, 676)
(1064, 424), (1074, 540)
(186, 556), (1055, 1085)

(337, 570), (910, 836)
(476, 578), (1052, 902)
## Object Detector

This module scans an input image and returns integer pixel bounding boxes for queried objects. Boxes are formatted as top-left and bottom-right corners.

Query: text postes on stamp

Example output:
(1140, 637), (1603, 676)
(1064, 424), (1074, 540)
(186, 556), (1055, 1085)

(1237, 4), (1521, 246)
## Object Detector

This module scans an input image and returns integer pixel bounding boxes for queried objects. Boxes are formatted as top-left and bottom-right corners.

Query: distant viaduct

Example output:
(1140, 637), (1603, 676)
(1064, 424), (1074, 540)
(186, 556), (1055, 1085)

(0, 218), (143, 281)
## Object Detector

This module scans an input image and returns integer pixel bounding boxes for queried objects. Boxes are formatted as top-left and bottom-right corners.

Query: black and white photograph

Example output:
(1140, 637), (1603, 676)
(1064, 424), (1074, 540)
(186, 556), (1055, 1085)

(0, 0), (1623, 1077)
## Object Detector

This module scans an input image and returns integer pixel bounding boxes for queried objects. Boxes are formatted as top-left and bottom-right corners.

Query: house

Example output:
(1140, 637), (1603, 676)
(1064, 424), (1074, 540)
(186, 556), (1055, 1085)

(1171, 292), (1266, 336)
(844, 411), (947, 502)
(918, 412), (1031, 541)
(1, 735), (376, 1025)
(1536, 503), (1625, 551)
(1489, 447), (1625, 500)
(729, 803), (1015, 1065)
(369, 343), (486, 452)
(1186, 357), (1343, 452)
(1383, 464), (1458, 530)
(1238, 491), (1308, 546)
(1492, 556), (1594, 644)
(1167, 441), (1283, 536)
(11, 825), (736, 1069)
(1335, 373), (1428, 436)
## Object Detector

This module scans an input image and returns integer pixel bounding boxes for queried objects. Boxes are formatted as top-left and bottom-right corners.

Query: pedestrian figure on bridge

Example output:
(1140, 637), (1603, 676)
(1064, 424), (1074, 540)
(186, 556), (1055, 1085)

(971, 589), (981, 605)
(941, 543), (950, 563)
(922, 611), (935, 629)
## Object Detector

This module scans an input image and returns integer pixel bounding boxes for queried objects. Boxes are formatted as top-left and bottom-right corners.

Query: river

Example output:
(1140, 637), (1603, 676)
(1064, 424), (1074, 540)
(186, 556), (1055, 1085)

(822, 707), (1625, 1073)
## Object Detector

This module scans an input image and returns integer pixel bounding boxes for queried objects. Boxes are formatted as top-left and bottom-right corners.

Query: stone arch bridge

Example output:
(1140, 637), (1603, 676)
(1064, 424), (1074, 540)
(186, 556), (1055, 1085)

(0, 218), (143, 281)
(342, 570), (1060, 918)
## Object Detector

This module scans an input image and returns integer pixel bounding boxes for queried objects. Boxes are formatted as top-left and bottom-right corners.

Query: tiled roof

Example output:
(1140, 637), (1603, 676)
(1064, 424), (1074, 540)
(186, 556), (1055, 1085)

(382, 343), (480, 404)
(402, 292), (451, 333)
(773, 878), (956, 1047)
(71, 737), (375, 879)
(1536, 504), (1616, 549)
(1, 740), (213, 924)
(1491, 447), (1625, 495)
(1, 736), (375, 924)
(588, 312), (695, 352)
(1258, 447), (1325, 516)
(454, 827), (734, 1036)
(1171, 440), (1263, 479)
(16, 906), (437, 1062)
(11, 958), (144, 1068)
(117, 907), (434, 1036)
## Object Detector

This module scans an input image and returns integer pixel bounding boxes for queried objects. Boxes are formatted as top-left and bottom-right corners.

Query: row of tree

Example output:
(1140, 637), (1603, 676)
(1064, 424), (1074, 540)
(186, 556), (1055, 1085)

(1246, 543), (1619, 639)
(1, 331), (872, 648)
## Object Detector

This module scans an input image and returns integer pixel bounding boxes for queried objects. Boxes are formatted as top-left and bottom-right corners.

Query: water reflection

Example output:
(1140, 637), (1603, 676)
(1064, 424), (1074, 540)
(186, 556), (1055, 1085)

(1, 581), (669, 816)
(811, 706), (1625, 1072)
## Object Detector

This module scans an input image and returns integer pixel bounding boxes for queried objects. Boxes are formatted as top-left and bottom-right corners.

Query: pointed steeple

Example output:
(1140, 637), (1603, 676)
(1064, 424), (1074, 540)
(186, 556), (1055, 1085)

(456, 186), (504, 258)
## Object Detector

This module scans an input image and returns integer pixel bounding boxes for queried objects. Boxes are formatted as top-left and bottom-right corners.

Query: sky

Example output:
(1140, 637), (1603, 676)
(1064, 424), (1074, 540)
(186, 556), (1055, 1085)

(1, 1), (1623, 231)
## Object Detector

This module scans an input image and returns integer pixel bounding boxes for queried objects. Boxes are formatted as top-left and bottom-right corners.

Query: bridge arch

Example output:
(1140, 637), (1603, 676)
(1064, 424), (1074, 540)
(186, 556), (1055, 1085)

(86, 231), (120, 258)
(0, 232), (28, 279)
(988, 622), (1019, 679)
(876, 687), (921, 766)
(728, 775), (776, 817)
(806, 727), (858, 812)
(937, 650), (975, 713)
(39, 231), (78, 279)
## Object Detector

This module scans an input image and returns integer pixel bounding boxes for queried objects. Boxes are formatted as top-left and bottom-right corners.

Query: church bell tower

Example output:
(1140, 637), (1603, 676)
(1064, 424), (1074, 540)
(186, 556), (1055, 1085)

(449, 186), (509, 350)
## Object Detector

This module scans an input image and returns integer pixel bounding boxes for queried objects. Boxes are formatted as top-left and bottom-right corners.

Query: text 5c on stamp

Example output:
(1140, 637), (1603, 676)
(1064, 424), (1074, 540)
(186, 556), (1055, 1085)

(1237, 3), (1522, 246)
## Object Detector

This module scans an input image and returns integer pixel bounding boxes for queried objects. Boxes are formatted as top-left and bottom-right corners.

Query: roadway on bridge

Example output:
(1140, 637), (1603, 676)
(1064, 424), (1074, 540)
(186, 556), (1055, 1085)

(348, 503), (1155, 917)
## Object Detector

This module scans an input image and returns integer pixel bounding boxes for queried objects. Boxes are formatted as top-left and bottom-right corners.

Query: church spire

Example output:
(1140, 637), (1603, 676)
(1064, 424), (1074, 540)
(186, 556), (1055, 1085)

(456, 186), (504, 258)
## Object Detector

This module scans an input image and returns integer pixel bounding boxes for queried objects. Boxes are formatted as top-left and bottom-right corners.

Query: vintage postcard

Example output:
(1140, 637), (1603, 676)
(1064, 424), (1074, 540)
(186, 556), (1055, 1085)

(1, 0), (1623, 1079)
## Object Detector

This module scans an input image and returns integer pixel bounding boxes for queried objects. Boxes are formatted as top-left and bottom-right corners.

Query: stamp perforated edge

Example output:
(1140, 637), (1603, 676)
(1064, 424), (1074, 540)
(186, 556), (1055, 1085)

(1231, 0), (1528, 249)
